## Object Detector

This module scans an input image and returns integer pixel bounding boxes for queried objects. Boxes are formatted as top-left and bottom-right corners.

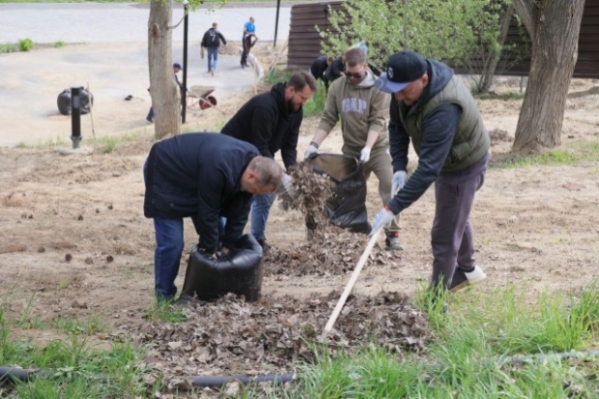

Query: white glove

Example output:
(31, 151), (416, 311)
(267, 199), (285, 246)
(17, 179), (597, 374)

(281, 174), (296, 198)
(359, 146), (371, 163)
(369, 207), (395, 237)
(391, 171), (407, 195)
(304, 143), (319, 160)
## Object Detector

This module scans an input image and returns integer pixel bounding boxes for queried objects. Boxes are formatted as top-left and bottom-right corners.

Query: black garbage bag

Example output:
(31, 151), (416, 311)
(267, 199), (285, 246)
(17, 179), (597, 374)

(181, 234), (263, 302)
(307, 153), (370, 233)
(57, 87), (93, 115)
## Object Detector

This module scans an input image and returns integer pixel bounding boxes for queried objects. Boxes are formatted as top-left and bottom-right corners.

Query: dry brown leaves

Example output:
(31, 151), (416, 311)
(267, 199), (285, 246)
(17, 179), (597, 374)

(272, 161), (401, 276)
(279, 161), (333, 222)
(264, 226), (401, 277)
(119, 291), (430, 387)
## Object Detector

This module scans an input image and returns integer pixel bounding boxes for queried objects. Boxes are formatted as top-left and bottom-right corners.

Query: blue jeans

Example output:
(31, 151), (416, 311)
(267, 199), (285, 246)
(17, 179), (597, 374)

(153, 215), (202, 301)
(207, 47), (218, 71)
(250, 193), (276, 241)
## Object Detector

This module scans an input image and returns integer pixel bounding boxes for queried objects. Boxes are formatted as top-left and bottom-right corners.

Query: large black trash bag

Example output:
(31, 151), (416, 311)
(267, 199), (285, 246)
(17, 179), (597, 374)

(307, 153), (370, 233)
(56, 87), (93, 115)
(181, 234), (263, 302)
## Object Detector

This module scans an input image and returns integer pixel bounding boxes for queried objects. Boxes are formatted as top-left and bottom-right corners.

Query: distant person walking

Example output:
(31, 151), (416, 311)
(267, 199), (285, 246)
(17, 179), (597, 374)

(201, 22), (227, 76)
(240, 16), (258, 68)
(146, 63), (183, 123)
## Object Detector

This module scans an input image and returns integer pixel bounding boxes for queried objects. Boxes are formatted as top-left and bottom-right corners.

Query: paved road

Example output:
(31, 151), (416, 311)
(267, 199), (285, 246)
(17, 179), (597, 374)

(0, 3), (291, 44)
(0, 4), (294, 147)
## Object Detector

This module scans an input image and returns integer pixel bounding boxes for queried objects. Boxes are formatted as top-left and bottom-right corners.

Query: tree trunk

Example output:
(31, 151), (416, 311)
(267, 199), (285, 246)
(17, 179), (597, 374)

(148, 0), (180, 140)
(512, 0), (586, 153)
(479, 3), (515, 93)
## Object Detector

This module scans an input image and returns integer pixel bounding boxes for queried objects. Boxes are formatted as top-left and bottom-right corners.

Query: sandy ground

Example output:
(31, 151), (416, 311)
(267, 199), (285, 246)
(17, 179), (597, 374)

(1, 43), (599, 346)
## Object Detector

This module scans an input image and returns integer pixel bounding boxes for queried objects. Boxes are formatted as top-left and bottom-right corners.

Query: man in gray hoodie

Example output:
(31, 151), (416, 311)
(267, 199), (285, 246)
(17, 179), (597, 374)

(304, 48), (402, 251)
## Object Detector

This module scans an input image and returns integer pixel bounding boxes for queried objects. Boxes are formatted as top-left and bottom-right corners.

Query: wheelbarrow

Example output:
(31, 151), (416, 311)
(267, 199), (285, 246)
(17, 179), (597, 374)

(189, 85), (218, 110)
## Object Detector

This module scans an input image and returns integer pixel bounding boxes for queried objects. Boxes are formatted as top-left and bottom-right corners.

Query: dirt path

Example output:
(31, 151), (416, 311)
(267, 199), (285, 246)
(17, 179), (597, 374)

(1, 45), (599, 343)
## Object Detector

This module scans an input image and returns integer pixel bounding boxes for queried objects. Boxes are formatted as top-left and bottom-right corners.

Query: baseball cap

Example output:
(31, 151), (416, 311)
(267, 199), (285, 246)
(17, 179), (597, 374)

(375, 51), (428, 93)
(173, 62), (182, 70)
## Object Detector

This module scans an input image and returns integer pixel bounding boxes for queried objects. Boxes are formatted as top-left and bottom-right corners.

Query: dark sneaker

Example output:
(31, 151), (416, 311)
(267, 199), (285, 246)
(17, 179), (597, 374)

(449, 265), (486, 292)
(385, 235), (404, 251)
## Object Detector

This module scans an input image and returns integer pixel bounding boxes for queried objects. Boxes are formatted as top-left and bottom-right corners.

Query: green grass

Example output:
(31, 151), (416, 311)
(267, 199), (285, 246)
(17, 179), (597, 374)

(263, 67), (295, 85)
(14, 131), (145, 150)
(4, 281), (599, 397)
(491, 140), (599, 169)
(0, 0), (318, 2)
(303, 80), (327, 117)
(52, 314), (109, 335)
(0, 43), (20, 54)
(145, 299), (189, 323)
(246, 282), (599, 398)
(53, 40), (65, 48)
(477, 90), (525, 100)
(0, 308), (151, 398)
(1, 39), (35, 54)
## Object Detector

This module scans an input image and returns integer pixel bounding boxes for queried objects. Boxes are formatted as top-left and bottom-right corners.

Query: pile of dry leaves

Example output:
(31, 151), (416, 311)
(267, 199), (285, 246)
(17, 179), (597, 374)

(120, 291), (430, 385)
(264, 226), (401, 277)
(272, 161), (401, 276)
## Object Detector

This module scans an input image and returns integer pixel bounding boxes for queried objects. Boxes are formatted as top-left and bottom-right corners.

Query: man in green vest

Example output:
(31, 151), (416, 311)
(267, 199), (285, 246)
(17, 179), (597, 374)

(370, 50), (490, 294)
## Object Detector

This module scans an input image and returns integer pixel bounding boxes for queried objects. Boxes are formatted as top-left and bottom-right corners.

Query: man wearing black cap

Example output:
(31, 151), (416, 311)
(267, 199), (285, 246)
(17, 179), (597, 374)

(369, 50), (490, 295)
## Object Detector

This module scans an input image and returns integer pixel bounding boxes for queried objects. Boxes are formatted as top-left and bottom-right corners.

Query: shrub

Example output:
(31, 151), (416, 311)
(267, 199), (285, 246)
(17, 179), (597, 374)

(18, 38), (33, 52)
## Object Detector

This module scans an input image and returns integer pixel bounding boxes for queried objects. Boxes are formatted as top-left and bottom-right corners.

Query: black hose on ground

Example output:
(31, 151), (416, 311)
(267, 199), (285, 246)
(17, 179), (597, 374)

(0, 366), (293, 388)
(0, 367), (53, 384)
(3, 350), (599, 388)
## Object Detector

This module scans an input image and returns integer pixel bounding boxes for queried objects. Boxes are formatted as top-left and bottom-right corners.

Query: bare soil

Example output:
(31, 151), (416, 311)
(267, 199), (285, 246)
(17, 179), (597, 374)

(1, 43), (599, 386)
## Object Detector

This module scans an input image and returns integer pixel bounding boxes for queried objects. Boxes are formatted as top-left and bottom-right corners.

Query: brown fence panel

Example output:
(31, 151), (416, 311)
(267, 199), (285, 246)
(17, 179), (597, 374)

(288, 1), (599, 79)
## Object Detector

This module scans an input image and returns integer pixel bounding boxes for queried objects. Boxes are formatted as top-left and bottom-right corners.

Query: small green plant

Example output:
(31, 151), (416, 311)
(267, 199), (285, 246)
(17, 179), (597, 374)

(0, 43), (18, 53)
(52, 315), (108, 335)
(263, 67), (295, 85)
(303, 81), (327, 117)
(504, 90), (525, 100)
(103, 138), (117, 154)
(146, 300), (189, 323)
(18, 38), (34, 52)
(54, 40), (65, 48)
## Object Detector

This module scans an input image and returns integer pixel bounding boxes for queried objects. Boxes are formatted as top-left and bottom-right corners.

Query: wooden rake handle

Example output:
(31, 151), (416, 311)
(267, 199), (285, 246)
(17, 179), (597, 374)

(318, 228), (382, 343)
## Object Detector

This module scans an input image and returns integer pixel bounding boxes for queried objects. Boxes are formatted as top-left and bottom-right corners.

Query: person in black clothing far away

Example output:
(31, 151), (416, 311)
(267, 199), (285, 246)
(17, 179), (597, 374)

(143, 133), (284, 301)
(221, 71), (318, 249)
(201, 22), (227, 76)
(310, 55), (334, 91)
(146, 63), (183, 123)
(322, 54), (346, 86)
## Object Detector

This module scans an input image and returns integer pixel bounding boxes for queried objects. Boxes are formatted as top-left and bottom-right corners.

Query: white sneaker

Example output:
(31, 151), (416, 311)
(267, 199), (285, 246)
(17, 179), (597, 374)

(449, 265), (486, 292)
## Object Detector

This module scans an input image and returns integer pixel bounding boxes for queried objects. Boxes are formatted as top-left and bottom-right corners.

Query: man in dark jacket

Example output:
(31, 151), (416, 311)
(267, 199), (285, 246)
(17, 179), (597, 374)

(323, 55), (345, 85)
(222, 71), (317, 248)
(310, 55), (334, 90)
(143, 133), (283, 300)
(201, 22), (227, 76)
(370, 51), (490, 295)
